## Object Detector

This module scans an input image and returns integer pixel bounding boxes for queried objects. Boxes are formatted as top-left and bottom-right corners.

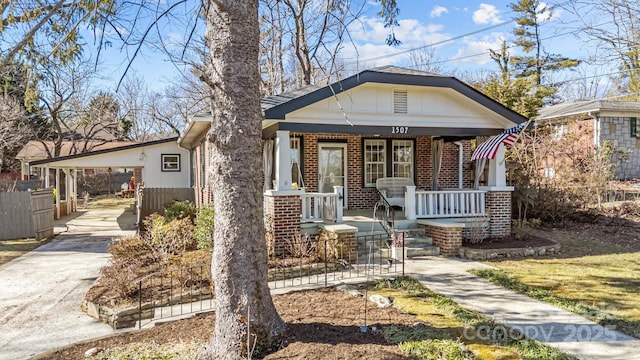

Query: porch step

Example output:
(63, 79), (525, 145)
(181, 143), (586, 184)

(405, 244), (440, 258)
(354, 234), (437, 258)
(404, 234), (432, 247)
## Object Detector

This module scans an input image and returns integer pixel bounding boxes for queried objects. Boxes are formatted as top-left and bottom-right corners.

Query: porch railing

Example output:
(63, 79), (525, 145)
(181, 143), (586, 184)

(406, 187), (487, 219)
(301, 190), (342, 223)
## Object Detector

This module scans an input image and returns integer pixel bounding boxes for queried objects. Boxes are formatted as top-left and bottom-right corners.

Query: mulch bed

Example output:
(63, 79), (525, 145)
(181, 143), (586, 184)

(463, 234), (557, 249)
(37, 288), (418, 360)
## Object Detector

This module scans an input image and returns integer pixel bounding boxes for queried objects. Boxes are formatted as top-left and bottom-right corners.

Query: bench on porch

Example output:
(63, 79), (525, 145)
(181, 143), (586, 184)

(376, 177), (414, 210)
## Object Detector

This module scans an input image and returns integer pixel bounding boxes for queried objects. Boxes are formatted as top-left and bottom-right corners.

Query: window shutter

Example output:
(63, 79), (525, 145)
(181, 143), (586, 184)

(631, 117), (637, 137)
(393, 90), (407, 114)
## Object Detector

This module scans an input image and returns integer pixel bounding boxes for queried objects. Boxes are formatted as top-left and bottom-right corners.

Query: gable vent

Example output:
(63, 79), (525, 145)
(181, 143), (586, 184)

(393, 90), (408, 114)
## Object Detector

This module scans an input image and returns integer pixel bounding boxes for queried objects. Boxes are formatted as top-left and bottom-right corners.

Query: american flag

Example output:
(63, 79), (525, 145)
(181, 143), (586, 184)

(471, 122), (527, 160)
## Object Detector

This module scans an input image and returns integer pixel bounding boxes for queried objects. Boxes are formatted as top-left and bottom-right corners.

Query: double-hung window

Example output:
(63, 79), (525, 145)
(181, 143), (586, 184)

(364, 139), (386, 187)
(363, 138), (414, 187)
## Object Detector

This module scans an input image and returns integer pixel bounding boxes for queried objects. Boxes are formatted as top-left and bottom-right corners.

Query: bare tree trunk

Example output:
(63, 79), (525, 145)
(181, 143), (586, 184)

(203, 1), (284, 358)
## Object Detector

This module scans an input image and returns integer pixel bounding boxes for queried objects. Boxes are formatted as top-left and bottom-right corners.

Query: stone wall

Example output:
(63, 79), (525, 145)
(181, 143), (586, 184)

(599, 116), (640, 179)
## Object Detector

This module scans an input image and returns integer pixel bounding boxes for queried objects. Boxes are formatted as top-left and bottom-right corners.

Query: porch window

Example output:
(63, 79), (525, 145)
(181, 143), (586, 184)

(364, 139), (386, 186)
(392, 140), (413, 178)
(363, 138), (414, 187)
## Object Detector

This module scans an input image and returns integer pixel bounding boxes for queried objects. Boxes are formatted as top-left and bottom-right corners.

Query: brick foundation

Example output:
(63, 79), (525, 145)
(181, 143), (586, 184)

(318, 225), (358, 261)
(420, 224), (463, 257)
(485, 191), (512, 237)
(266, 193), (301, 252)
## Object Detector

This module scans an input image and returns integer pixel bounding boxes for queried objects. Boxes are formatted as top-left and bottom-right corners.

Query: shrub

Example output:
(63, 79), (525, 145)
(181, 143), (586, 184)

(315, 230), (350, 261)
(164, 200), (197, 221)
(284, 233), (316, 258)
(194, 204), (215, 250)
(141, 214), (197, 260)
(98, 235), (157, 300)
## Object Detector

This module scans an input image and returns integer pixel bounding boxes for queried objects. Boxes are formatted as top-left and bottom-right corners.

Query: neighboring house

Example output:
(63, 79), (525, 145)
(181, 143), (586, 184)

(28, 137), (190, 219)
(16, 140), (136, 180)
(179, 66), (527, 255)
(536, 99), (640, 180)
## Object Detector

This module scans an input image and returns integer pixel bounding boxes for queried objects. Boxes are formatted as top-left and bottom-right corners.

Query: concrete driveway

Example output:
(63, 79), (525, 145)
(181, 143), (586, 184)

(0, 208), (136, 360)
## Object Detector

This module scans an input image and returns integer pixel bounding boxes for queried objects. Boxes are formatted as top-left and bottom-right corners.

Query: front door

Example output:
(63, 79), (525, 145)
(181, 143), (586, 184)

(318, 143), (347, 207)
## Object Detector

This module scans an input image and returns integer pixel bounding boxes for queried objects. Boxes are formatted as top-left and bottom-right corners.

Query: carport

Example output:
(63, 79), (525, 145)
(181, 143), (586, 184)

(29, 137), (191, 219)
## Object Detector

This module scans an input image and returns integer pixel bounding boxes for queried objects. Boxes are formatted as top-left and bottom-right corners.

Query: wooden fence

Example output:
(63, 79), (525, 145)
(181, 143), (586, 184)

(139, 188), (195, 229)
(0, 189), (54, 240)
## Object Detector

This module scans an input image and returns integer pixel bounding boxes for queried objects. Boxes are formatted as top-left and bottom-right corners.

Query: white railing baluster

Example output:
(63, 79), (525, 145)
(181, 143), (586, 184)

(300, 192), (339, 223)
(411, 189), (487, 219)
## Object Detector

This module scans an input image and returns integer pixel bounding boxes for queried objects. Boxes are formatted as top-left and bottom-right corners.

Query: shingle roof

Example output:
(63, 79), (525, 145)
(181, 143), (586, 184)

(537, 100), (640, 120)
(29, 137), (178, 166)
(261, 85), (321, 112)
(16, 140), (137, 161)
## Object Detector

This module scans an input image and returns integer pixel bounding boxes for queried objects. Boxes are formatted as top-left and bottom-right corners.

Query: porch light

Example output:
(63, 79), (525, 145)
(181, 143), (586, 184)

(139, 151), (147, 161)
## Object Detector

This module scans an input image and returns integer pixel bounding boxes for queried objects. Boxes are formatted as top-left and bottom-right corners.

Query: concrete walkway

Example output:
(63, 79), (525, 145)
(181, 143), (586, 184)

(404, 257), (640, 360)
(0, 208), (135, 360)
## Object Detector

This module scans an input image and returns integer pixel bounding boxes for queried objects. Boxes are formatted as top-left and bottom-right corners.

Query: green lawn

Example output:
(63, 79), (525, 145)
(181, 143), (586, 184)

(474, 227), (640, 337)
(371, 277), (574, 360)
(0, 238), (49, 267)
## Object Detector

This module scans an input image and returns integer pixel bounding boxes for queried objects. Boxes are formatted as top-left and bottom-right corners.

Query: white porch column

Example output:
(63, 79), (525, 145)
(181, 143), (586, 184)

(405, 185), (416, 220)
(72, 168), (78, 213)
(333, 186), (343, 223)
(55, 168), (60, 219)
(44, 167), (50, 188)
(488, 144), (507, 187)
(274, 130), (292, 191)
(64, 169), (71, 215)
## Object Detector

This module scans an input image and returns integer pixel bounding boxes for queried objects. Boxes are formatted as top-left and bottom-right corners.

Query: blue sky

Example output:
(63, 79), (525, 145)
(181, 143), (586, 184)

(95, 1), (594, 94)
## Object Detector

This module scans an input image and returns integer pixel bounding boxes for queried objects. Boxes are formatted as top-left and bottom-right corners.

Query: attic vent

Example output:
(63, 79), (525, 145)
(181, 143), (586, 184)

(393, 90), (408, 114)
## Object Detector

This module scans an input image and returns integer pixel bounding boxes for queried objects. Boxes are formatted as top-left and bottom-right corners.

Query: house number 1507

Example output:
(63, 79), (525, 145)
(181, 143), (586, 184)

(391, 126), (409, 134)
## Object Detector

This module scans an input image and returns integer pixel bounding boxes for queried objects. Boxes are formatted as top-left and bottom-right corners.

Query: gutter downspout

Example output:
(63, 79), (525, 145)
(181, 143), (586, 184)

(454, 141), (463, 189)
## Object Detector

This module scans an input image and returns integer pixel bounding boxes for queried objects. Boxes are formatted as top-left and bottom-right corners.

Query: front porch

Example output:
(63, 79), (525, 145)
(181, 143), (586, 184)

(265, 184), (512, 257)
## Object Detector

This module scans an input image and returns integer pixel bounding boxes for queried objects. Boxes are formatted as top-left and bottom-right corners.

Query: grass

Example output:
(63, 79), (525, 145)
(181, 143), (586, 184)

(371, 277), (574, 360)
(86, 195), (135, 210)
(474, 227), (640, 339)
(0, 238), (49, 267)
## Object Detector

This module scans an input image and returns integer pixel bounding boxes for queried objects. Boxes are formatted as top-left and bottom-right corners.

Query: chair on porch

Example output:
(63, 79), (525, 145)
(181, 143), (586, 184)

(375, 177), (414, 210)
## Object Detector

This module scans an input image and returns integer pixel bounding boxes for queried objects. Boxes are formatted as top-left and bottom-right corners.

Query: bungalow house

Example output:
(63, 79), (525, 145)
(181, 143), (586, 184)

(179, 66), (527, 256)
(536, 99), (640, 180)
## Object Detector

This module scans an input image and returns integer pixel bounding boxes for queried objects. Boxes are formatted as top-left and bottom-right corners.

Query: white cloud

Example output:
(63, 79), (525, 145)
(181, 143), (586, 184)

(472, 4), (502, 25)
(344, 16), (451, 68)
(452, 32), (506, 65)
(430, 5), (448, 18)
(536, 2), (562, 22)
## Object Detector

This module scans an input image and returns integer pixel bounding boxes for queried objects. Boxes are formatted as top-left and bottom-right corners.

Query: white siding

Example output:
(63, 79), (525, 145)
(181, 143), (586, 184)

(285, 83), (514, 129)
(33, 142), (190, 188)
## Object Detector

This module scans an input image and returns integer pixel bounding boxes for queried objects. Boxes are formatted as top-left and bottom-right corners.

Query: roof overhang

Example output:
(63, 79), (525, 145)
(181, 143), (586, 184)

(178, 115), (212, 149)
(30, 137), (178, 166)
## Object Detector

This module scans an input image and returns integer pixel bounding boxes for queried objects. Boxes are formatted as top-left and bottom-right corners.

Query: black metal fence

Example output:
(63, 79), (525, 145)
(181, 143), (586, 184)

(135, 231), (405, 328)
(136, 263), (213, 329)
(268, 232), (404, 289)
